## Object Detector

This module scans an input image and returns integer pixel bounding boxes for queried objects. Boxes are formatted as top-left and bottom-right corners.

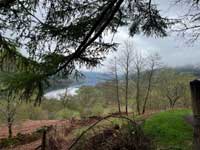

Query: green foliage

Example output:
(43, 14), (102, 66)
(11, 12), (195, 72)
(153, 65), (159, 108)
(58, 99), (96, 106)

(0, 138), (20, 148)
(143, 109), (193, 150)
(129, 2), (168, 37)
(56, 108), (80, 119)
(78, 102), (105, 118)
(91, 103), (105, 116)
(17, 104), (48, 120)
(0, 42), (49, 104)
(0, 72), (49, 105)
(40, 100), (64, 119)
(156, 69), (195, 108)
(0, 101), (51, 123)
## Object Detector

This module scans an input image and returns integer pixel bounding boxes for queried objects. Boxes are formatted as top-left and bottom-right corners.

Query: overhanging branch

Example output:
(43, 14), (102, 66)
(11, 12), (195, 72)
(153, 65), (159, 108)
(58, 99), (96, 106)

(48, 0), (124, 77)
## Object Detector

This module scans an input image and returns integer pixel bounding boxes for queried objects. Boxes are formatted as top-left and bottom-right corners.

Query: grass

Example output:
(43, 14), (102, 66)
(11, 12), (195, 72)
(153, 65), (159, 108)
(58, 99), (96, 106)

(143, 109), (193, 150)
(47, 108), (194, 150)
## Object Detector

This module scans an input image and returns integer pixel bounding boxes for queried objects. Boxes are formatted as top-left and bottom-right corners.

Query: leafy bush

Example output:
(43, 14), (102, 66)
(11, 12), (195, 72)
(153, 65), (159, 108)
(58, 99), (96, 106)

(56, 108), (80, 119)
(91, 103), (105, 116)
(17, 104), (48, 120)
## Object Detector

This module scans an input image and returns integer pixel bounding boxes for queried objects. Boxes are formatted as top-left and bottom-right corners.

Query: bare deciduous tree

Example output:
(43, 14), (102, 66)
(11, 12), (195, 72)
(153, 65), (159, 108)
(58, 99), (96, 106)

(142, 53), (161, 114)
(132, 49), (146, 115)
(117, 42), (161, 115)
(173, 0), (200, 42)
(107, 57), (121, 113)
(159, 69), (187, 108)
(0, 94), (18, 138)
(119, 41), (134, 115)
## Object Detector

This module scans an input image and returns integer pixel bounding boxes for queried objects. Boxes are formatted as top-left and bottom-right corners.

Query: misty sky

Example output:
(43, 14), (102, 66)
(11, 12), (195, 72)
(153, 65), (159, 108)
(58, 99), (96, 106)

(90, 0), (200, 72)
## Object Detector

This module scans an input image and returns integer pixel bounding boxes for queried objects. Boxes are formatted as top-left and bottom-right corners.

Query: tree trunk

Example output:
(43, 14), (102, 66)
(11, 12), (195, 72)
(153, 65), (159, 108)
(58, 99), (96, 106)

(116, 86), (121, 114)
(8, 122), (12, 138)
(168, 96), (179, 109)
(125, 72), (128, 115)
(142, 89), (150, 114)
(136, 68), (141, 115)
(115, 67), (121, 114)
(7, 98), (13, 139)
(170, 101), (175, 109)
(125, 56), (129, 115)
(169, 99), (174, 109)
(142, 71), (153, 114)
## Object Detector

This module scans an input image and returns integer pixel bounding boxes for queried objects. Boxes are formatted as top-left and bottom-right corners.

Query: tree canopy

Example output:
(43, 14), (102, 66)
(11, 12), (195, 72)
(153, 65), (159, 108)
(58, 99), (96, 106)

(0, 0), (174, 102)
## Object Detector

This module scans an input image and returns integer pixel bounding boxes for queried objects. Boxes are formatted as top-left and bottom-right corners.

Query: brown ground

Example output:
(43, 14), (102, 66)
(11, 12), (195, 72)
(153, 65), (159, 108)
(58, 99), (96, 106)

(0, 117), (101, 150)
(0, 111), (159, 150)
(0, 120), (67, 139)
(0, 120), (68, 150)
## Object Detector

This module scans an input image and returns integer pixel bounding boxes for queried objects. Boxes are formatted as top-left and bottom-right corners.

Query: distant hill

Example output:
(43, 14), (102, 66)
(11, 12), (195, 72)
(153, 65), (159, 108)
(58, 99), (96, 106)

(46, 71), (110, 92)
(46, 65), (200, 93)
(175, 65), (200, 77)
(81, 71), (110, 86)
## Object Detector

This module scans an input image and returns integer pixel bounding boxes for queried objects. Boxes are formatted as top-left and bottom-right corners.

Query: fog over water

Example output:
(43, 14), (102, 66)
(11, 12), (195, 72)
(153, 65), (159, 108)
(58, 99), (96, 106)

(44, 72), (109, 99)
(44, 86), (80, 99)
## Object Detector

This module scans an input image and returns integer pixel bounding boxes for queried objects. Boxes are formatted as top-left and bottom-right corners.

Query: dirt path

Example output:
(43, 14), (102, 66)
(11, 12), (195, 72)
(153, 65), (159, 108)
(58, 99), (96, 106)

(0, 120), (68, 150)
(0, 117), (102, 150)
(0, 120), (67, 139)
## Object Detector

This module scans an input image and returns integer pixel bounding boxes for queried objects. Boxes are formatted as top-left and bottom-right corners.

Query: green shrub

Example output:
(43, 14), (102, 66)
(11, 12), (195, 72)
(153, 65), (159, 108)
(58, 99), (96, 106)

(56, 108), (80, 119)
(17, 104), (48, 120)
(91, 103), (104, 116)
(0, 138), (19, 148)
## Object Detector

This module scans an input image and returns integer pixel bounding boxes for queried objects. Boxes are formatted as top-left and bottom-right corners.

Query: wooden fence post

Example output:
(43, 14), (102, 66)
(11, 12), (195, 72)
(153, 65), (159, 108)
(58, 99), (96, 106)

(41, 128), (47, 150)
(190, 79), (200, 150)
